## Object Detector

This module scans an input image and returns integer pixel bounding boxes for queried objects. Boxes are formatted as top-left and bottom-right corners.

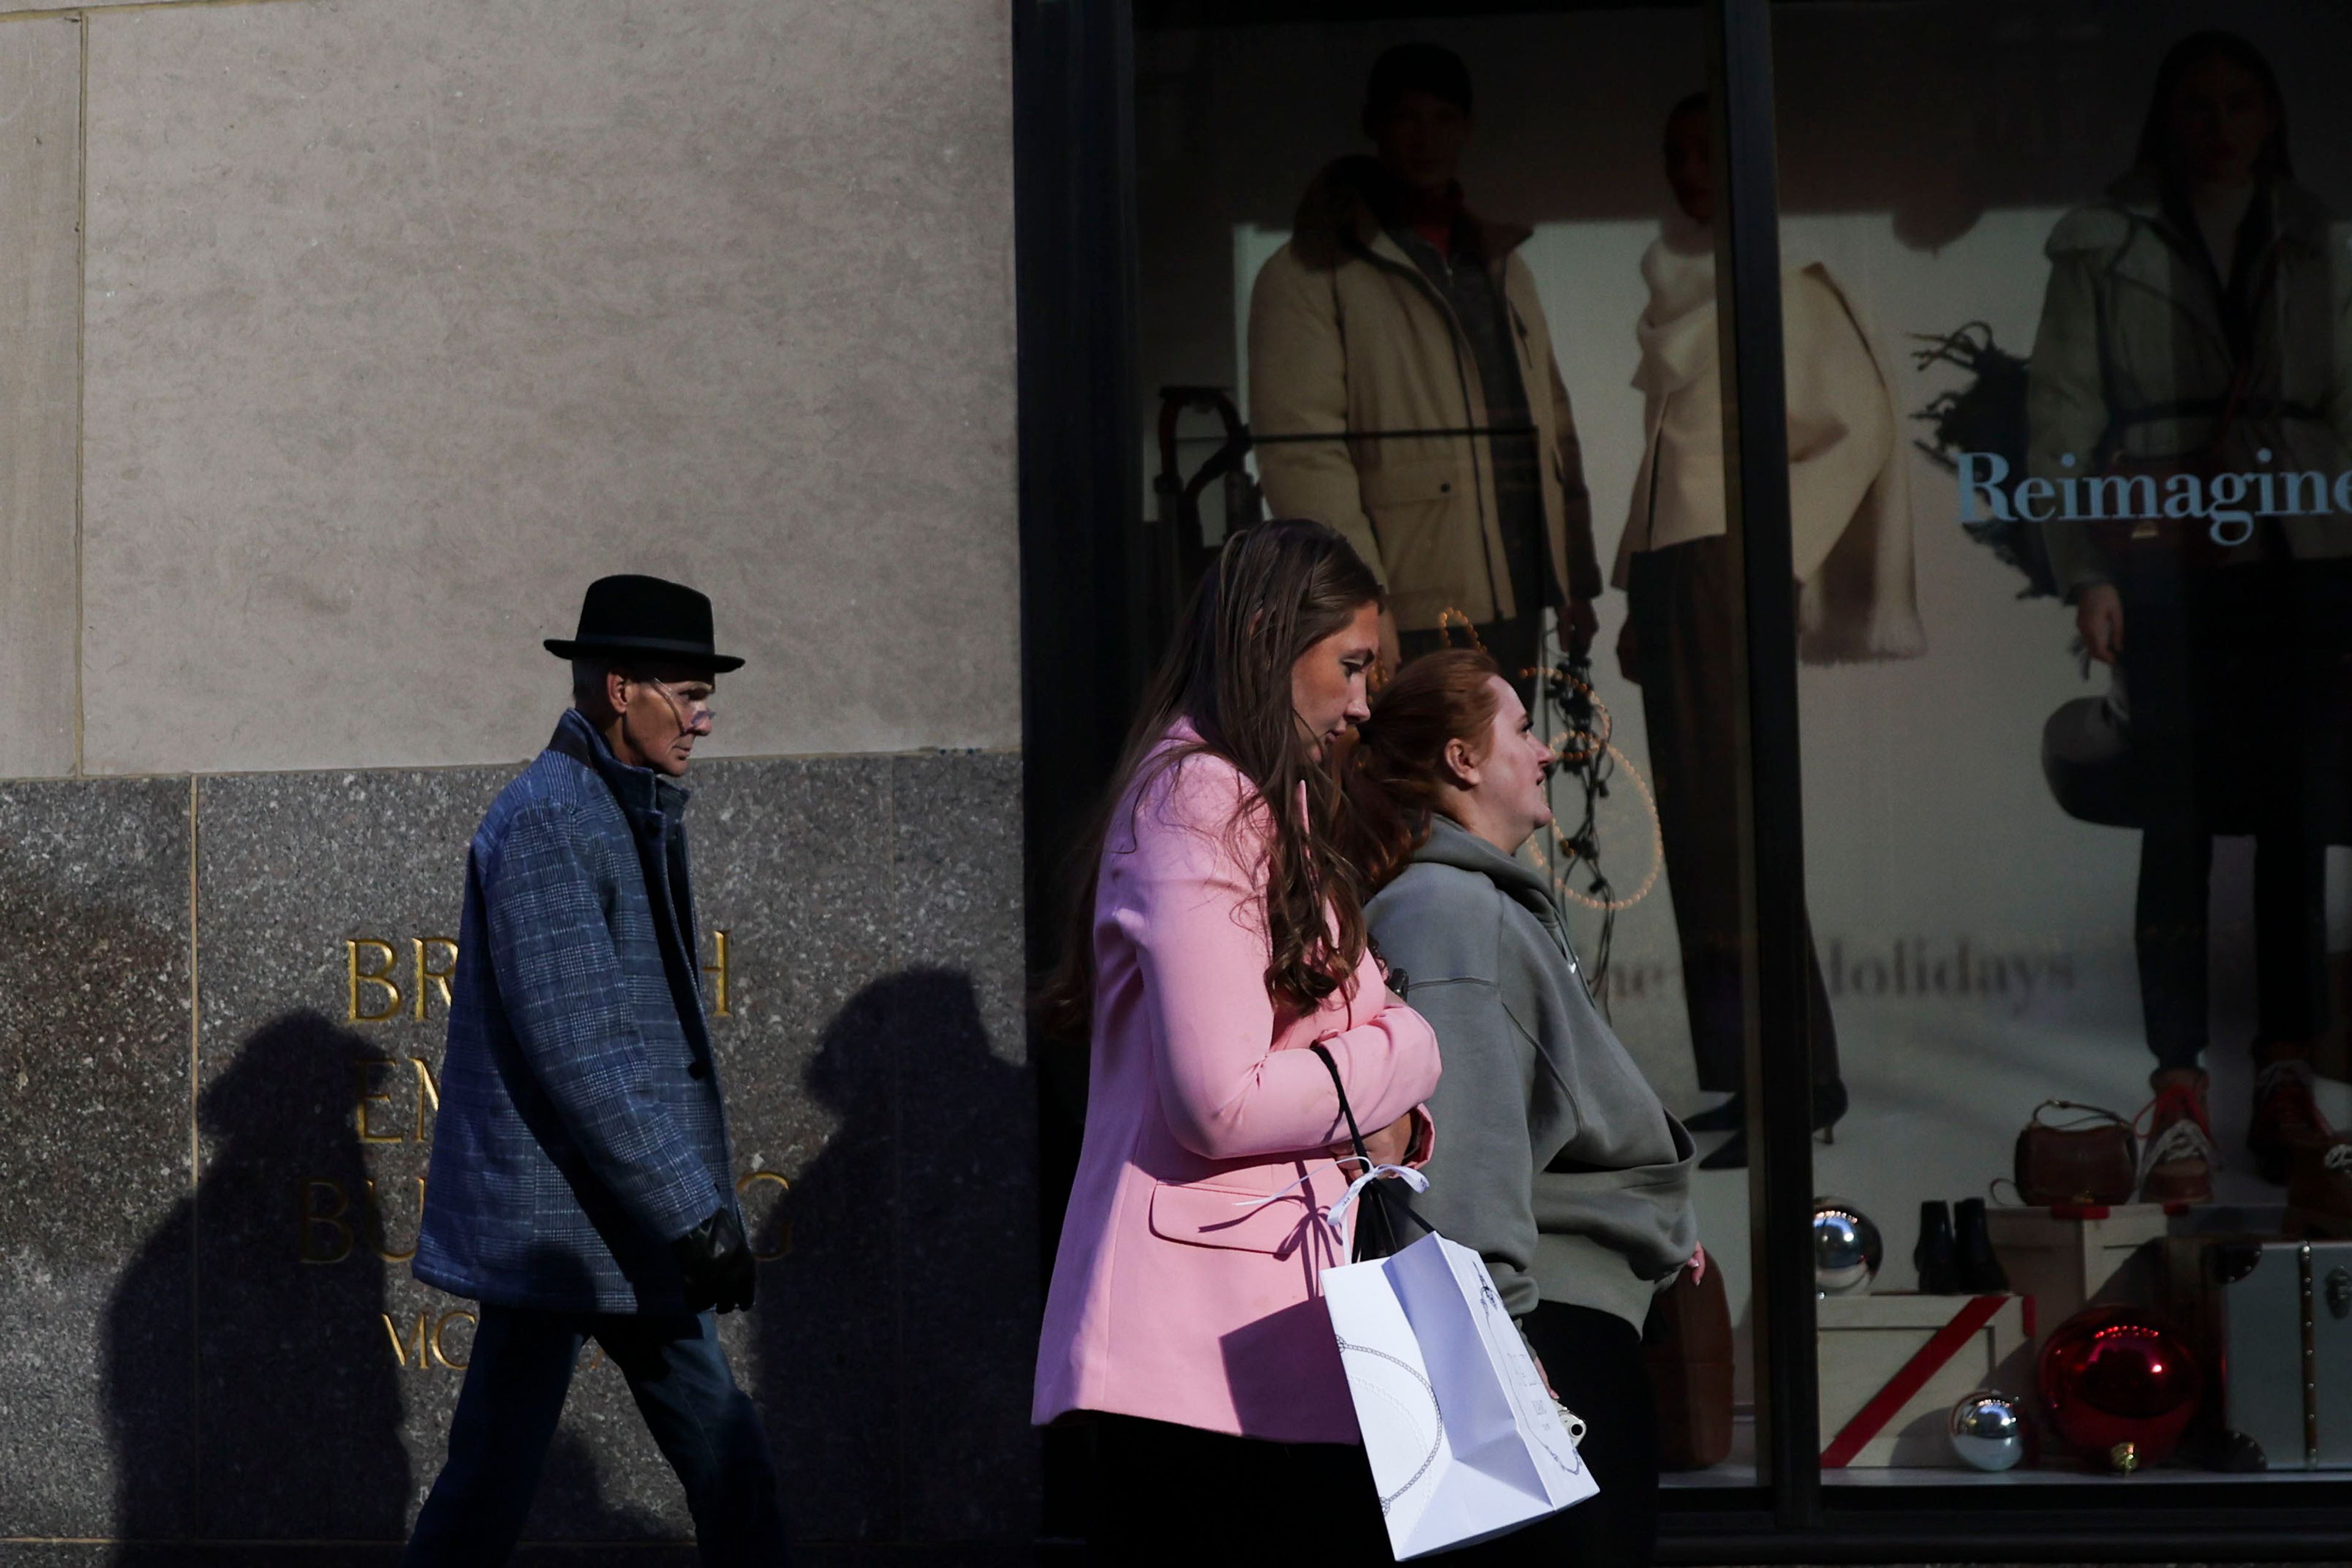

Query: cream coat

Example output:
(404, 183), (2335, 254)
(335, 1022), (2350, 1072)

(1248, 159), (1601, 633)
(2026, 172), (2352, 598)
(1613, 235), (1925, 664)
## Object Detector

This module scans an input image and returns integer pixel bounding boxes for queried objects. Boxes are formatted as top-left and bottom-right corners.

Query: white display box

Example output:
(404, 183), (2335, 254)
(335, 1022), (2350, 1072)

(1986, 1202), (2176, 1348)
(1817, 1294), (2031, 1468)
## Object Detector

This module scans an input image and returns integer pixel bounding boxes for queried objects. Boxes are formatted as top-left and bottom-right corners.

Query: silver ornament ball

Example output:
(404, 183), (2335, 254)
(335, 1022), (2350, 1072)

(1811, 1198), (1883, 1296)
(1948, 1389), (2027, 1472)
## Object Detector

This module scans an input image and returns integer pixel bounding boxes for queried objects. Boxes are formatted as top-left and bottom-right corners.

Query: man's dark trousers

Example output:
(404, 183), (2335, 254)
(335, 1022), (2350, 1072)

(401, 1305), (787, 1566)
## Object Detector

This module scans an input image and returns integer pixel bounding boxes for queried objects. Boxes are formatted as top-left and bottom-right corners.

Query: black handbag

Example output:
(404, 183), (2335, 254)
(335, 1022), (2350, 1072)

(2042, 670), (2352, 842)
(1308, 1041), (1431, 1262)
(2041, 678), (2136, 829)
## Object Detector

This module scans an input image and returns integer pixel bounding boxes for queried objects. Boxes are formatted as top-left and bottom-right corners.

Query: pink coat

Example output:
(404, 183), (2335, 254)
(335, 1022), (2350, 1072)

(1033, 726), (1442, 1442)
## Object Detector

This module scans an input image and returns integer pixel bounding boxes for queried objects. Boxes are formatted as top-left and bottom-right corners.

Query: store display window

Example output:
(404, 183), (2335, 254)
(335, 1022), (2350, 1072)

(1022, 0), (2352, 1555)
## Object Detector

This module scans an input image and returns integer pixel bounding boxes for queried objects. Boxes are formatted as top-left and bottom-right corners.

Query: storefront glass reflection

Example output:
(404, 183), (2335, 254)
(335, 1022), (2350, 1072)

(1777, 0), (2352, 1483)
(1123, 0), (2352, 1524)
(1134, 5), (1761, 1488)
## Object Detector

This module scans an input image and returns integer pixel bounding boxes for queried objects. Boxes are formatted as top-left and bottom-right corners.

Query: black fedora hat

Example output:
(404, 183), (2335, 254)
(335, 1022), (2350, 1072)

(544, 575), (745, 673)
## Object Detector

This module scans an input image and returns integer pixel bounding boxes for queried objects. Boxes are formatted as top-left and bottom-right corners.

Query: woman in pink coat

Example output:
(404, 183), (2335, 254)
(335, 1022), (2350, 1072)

(1034, 519), (1441, 1561)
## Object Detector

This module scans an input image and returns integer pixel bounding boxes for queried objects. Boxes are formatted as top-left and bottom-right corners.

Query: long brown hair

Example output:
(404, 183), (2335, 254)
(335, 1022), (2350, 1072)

(1036, 520), (1385, 1041)
(1338, 648), (1502, 893)
(2135, 31), (2293, 184)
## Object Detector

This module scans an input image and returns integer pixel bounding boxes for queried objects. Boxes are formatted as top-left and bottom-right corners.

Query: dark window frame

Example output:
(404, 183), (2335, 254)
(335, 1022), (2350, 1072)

(1011, 0), (2352, 1556)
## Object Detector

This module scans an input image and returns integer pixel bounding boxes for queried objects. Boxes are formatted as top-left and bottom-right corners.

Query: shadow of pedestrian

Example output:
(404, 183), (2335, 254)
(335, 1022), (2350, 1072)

(748, 967), (1036, 1550)
(105, 1011), (410, 1561)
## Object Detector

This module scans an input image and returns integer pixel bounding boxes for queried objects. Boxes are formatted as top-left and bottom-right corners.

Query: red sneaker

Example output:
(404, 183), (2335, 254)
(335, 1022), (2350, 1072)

(2250, 1058), (2334, 1187)
(2286, 1139), (2352, 1240)
(2135, 1072), (2215, 1205)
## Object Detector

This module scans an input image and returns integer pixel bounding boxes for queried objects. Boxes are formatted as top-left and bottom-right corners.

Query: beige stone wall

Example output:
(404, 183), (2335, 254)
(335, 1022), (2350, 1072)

(0, 0), (1017, 779)
(0, 17), (82, 779)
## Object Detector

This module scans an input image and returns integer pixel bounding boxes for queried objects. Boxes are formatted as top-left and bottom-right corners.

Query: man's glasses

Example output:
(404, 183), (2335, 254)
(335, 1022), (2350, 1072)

(643, 678), (717, 734)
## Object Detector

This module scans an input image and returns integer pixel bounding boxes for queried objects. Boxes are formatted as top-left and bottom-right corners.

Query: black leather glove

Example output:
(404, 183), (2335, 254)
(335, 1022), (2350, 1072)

(671, 1204), (756, 1314)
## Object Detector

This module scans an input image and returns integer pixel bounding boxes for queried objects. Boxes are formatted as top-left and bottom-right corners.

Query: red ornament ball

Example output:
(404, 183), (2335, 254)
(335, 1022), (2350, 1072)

(2037, 1305), (2201, 1472)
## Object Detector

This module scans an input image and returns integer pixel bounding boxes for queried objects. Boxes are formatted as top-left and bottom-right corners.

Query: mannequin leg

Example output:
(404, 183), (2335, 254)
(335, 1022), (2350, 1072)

(2117, 568), (2207, 1074)
(1630, 540), (1748, 1098)
(1632, 538), (1842, 1169)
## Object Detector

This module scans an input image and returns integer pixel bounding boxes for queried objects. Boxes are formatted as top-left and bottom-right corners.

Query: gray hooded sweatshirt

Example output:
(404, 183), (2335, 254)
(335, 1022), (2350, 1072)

(1367, 815), (1698, 1327)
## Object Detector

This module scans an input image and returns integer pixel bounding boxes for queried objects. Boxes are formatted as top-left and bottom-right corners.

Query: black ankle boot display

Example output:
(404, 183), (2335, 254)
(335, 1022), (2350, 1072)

(1954, 1197), (2010, 1293)
(1914, 1200), (1960, 1293)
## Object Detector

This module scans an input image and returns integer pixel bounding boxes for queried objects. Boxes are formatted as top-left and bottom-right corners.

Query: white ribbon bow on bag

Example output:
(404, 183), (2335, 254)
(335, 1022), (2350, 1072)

(1231, 1156), (1430, 1240)
(1324, 1161), (1430, 1238)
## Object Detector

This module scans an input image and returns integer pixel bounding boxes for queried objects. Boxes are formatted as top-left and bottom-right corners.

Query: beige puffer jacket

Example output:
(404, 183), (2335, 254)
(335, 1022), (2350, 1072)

(1246, 158), (1600, 633)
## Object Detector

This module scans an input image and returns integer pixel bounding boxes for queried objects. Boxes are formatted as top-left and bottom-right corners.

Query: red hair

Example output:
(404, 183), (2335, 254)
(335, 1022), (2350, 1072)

(1339, 649), (1503, 893)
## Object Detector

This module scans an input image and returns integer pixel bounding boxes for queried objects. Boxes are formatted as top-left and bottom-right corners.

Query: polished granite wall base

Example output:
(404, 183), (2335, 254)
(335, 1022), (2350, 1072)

(0, 747), (1032, 1558)
(0, 778), (194, 1542)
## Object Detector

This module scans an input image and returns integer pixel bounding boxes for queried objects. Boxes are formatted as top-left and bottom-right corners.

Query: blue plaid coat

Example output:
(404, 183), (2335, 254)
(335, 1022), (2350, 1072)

(415, 708), (739, 1314)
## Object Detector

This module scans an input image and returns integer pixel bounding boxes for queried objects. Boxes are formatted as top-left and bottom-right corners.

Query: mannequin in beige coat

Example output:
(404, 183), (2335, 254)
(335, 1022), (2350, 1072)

(1249, 43), (1600, 688)
(1611, 238), (1925, 666)
(1615, 95), (1924, 1169)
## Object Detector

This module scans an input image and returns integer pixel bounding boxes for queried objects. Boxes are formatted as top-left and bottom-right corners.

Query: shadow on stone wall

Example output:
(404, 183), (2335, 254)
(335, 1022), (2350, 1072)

(100, 1014), (695, 1561)
(752, 967), (1035, 1544)
(105, 1011), (409, 1559)
(91, 970), (1032, 1558)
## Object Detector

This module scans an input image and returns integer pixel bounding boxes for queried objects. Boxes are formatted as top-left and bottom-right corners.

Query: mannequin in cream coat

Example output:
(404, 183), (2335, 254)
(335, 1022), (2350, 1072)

(1614, 95), (1924, 1167)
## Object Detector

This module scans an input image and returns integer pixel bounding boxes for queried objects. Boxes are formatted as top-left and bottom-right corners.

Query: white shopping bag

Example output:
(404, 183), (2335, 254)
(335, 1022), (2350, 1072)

(1322, 1230), (1597, 1559)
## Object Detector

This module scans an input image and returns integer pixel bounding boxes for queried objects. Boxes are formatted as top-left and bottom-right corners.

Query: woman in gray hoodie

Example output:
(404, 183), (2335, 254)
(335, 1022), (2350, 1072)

(1343, 647), (1698, 1566)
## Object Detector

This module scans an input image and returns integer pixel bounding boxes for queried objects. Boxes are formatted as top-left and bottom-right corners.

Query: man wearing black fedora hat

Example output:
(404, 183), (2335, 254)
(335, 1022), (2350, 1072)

(403, 575), (788, 1564)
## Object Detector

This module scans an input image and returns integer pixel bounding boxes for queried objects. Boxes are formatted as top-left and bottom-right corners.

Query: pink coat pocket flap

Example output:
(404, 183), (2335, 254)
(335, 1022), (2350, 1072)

(1148, 1181), (1313, 1256)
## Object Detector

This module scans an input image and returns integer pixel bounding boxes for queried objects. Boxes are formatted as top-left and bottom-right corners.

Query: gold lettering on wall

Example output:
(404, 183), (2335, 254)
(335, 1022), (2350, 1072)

(308, 1169), (788, 1270)
(412, 937), (459, 1021)
(300, 1180), (355, 1265)
(301, 1174), (434, 1263)
(345, 940), (402, 1023)
(376, 1318), (606, 1373)
(383, 1308), (477, 1370)
(737, 1169), (791, 1261)
(385, 1311), (428, 1368)
(704, 929), (733, 1017)
(354, 1057), (442, 1142)
(339, 924), (756, 1358)
(431, 1308), (475, 1370)
(345, 931), (737, 1022)
(366, 1175), (426, 1263)
(355, 1059), (405, 1144)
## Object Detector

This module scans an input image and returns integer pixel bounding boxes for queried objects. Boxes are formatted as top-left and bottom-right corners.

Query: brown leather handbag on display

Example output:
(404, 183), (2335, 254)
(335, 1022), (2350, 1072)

(1644, 1258), (1735, 1470)
(2013, 1099), (2139, 1206)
